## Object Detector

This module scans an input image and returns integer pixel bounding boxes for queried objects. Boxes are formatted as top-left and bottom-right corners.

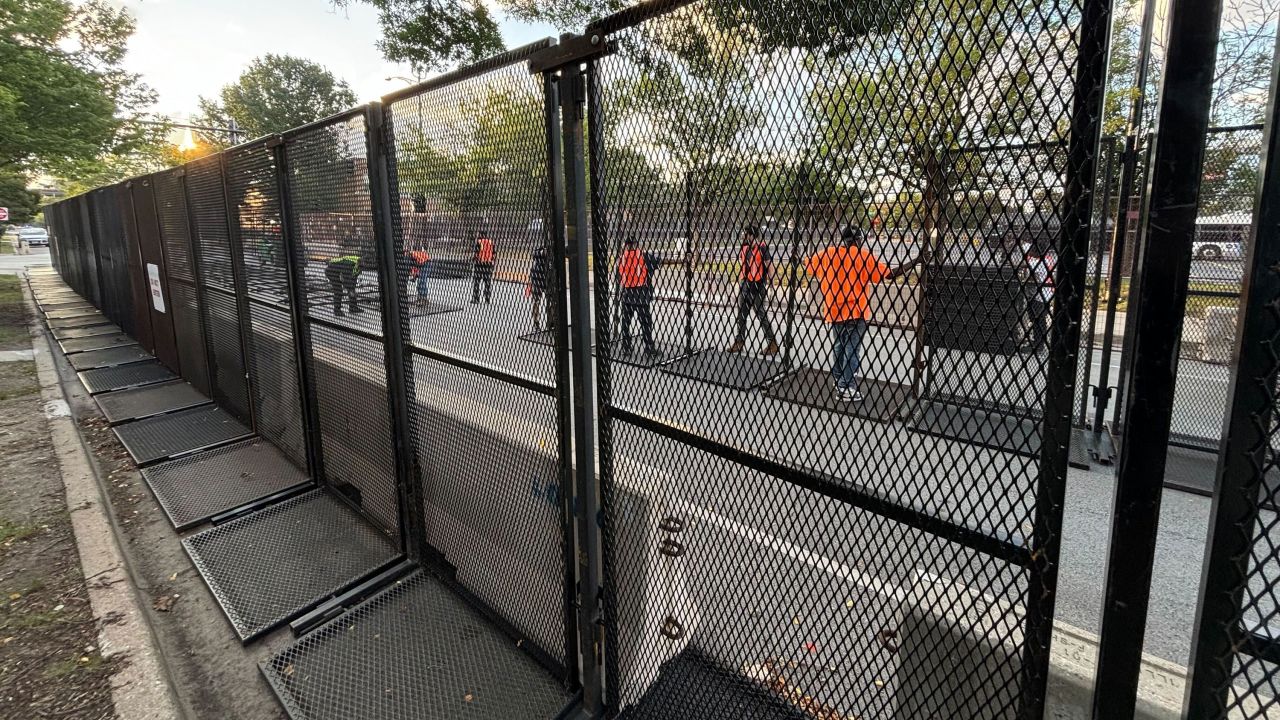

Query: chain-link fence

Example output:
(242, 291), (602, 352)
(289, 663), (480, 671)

(38, 0), (1280, 717)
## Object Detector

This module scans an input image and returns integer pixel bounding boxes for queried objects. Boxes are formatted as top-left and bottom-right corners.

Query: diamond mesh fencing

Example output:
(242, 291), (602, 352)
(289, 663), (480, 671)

(586, 0), (1104, 716)
(155, 168), (212, 394)
(119, 181), (155, 353)
(226, 143), (308, 470)
(383, 47), (574, 680)
(1182, 109), (1280, 719)
(1161, 126), (1261, 495)
(131, 175), (183, 372)
(186, 156), (253, 424)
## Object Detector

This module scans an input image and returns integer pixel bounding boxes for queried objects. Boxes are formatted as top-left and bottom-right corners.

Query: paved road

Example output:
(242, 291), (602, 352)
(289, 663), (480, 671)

(0, 247), (50, 274)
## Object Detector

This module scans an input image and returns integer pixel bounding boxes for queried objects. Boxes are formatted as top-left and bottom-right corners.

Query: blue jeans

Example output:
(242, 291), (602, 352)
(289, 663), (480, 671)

(416, 262), (430, 299)
(832, 319), (868, 390)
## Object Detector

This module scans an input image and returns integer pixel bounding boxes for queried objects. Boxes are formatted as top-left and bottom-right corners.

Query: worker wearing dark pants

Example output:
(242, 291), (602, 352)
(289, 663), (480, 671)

(326, 255), (363, 315)
(529, 243), (554, 331)
(617, 236), (663, 359)
(472, 234), (494, 304)
(727, 224), (778, 356)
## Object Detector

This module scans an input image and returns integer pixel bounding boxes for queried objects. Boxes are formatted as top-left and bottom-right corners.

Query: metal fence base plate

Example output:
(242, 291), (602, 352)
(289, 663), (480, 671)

(603, 341), (694, 369)
(261, 570), (570, 719)
(659, 350), (788, 391)
(617, 649), (808, 720)
(95, 380), (210, 425)
(142, 438), (310, 530)
(79, 361), (177, 394)
(45, 308), (103, 320)
(113, 404), (251, 465)
(517, 327), (569, 347)
(405, 302), (464, 318)
(907, 397), (1040, 457)
(763, 368), (911, 423)
(184, 489), (399, 642)
(53, 324), (122, 341)
(68, 344), (153, 371)
(40, 301), (95, 311)
(47, 315), (112, 330)
(60, 334), (137, 354)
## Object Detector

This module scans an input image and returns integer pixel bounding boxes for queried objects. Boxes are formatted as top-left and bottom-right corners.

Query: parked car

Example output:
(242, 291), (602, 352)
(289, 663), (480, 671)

(1193, 214), (1249, 261)
(17, 226), (49, 247)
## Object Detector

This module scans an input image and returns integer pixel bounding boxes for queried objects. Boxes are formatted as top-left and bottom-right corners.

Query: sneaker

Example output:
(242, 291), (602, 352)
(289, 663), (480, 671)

(836, 386), (864, 403)
(726, 341), (744, 354)
(762, 341), (779, 356)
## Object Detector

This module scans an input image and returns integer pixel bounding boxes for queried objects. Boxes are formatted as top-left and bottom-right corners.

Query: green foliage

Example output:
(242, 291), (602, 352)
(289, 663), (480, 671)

(398, 81), (547, 215)
(336, 0), (504, 74)
(0, 172), (39, 223)
(195, 54), (357, 145)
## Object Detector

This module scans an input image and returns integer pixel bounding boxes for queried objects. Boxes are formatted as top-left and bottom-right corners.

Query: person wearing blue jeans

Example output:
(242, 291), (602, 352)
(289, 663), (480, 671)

(832, 318), (869, 397)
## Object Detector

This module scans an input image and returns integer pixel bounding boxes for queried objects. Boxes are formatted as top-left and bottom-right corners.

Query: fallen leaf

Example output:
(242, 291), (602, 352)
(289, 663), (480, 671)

(8, 593), (19, 601)
(283, 664), (295, 677)
(464, 693), (473, 703)
(168, 573), (177, 581)
(153, 594), (176, 612)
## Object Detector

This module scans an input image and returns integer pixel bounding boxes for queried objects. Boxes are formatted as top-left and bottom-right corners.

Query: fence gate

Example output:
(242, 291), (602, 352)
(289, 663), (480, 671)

(258, 45), (580, 718)
(577, 0), (1108, 716)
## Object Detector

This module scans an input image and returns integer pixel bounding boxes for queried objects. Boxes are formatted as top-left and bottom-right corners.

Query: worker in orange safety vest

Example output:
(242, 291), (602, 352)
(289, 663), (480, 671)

(727, 223), (779, 356)
(616, 236), (664, 359)
(407, 243), (431, 306)
(471, 232), (495, 304)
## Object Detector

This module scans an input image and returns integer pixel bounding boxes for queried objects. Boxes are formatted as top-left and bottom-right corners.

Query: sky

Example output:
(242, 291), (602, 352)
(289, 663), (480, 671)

(111, 0), (558, 119)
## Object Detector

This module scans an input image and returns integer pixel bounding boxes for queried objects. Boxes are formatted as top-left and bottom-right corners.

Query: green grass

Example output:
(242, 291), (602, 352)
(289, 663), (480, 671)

(0, 275), (27, 350)
(43, 654), (106, 678)
(0, 241), (12, 255)
(0, 518), (39, 545)
(1106, 278), (1240, 318)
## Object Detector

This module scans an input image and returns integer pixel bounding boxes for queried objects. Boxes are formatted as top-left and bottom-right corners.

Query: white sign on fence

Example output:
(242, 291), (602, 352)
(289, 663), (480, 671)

(147, 263), (166, 313)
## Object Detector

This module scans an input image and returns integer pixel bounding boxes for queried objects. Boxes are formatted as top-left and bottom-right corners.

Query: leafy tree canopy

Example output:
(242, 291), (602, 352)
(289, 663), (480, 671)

(0, 172), (40, 223)
(0, 0), (163, 179)
(195, 54), (358, 145)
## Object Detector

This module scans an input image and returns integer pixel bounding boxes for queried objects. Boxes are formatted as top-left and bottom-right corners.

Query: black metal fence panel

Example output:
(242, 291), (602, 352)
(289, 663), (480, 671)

(186, 156), (253, 424)
(155, 168), (212, 394)
(88, 186), (132, 333)
(1183, 75), (1280, 719)
(119, 181), (156, 353)
(74, 194), (103, 308)
(586, 0), (1105, 715)
(130, 175), (182, 372)
(284, 110), (402, 541)
(226, 143), (309, 470)
(384, 51), (573, 677)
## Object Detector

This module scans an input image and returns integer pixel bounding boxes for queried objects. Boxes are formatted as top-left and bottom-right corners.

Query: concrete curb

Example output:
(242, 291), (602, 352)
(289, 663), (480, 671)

(21, 276), (182, 720)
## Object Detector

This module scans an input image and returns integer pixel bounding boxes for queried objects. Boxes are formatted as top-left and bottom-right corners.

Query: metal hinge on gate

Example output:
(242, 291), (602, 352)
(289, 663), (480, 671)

(527, 33), (614, 74)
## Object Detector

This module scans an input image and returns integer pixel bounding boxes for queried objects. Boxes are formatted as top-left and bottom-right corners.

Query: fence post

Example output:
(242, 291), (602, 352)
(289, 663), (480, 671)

(217, 152), (260, 435)
(364, 101), (428, 560)
(1019, 0), (1113, 713)
(179, 168), (217, 395)
(1090, 0), (1160, 462)
(541, 69), (583, 693)
(1090, 0), (1224, 715)
(1078, 137), (1117, 427)
(270, 137), (327, 484)
(1182, 31), (1280, 717)
(561, 57), (605, 717)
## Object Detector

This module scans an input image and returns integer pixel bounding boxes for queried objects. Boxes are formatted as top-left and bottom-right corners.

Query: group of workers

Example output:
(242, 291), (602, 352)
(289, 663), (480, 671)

(323, 232), (497, 314)
(615, 223), (924, 401)
(323, 220), (1055, 405)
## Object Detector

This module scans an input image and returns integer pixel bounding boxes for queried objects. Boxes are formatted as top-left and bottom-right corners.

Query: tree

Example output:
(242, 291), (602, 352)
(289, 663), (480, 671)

(195, 55), (358, 145)
(0, 0), (164, 178)
(333, 0), (503, 74)
(0, 173), (40, 224)
(814, 0), (1070, 235)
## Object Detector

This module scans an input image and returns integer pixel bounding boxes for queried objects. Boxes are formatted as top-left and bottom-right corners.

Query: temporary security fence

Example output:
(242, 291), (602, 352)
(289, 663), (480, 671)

(35, 0), (1280, 718)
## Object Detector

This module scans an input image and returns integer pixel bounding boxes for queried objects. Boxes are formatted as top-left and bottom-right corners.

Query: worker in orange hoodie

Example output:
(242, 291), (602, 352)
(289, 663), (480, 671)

(806, 226), (924, 402)
(472, 232), (495, 304)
